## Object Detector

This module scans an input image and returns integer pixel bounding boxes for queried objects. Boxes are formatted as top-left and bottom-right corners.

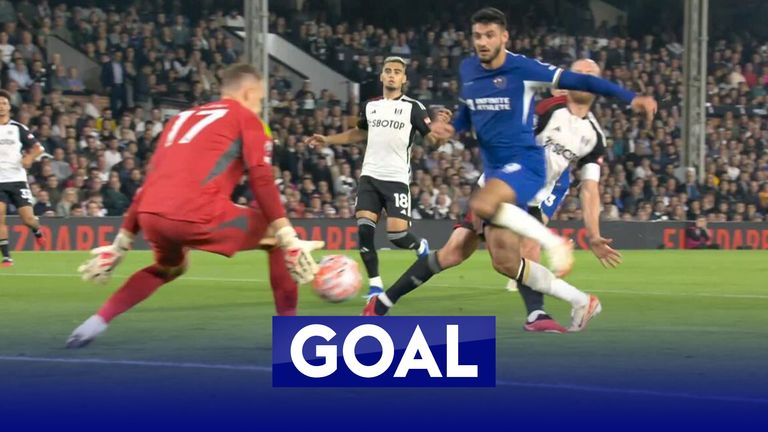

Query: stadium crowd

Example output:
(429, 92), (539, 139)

(1, 0), (768, 223)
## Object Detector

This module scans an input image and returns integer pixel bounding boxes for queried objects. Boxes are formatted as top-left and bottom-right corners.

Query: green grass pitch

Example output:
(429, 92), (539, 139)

(1, 249), (767, 408)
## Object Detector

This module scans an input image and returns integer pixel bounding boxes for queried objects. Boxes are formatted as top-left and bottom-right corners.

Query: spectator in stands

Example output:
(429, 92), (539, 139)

(122, 168), (142, 199)
(413, 78), (434, 100)
(0, 31), (14, 64)
(679, 168), (701, 200)
(33, 190), (54, 216)
(103, 136), (122, 171)
(96, 108), (117, 135)
(85, 200), (104, 217)
(56, 187), (79, 217)
(298, 175), (316, 206)
(49, 148), (72, 181)
(651, 200), (670, 220)
(101, 50), (128, 115)
(391, 33), (411, 57)
(295, 80), (315, 102)
(334, 162), (356, 197)
(434, 192), (451, 219)
(8, 57), (32, 89)
(102, 171), (130, 216)
(44, 175), (62, 205)
(15, 31), (40, 62)
(36, 123), (60, 152)
(412, 192), (435, 220)
(51, 14), (72, 44)
(50, 64), (70, 91)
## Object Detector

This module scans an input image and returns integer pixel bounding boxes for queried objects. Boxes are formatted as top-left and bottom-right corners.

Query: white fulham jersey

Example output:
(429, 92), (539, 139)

(0, 120), (39, 183)
(530, 96), (606, 206)
(357, 94), (432, 184)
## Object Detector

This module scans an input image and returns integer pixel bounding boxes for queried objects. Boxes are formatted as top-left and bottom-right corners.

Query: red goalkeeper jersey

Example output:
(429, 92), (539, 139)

(138, 99), (282, 224)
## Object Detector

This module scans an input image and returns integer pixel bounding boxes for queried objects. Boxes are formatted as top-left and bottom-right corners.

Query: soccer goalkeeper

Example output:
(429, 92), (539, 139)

(68, 64), (323, 348)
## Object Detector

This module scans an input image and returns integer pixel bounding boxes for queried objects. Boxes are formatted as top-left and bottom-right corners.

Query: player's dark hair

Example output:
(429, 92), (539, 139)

(0, 89), (11, 104)
(220, 63), (262, 90)
(471, 7), (507, 29)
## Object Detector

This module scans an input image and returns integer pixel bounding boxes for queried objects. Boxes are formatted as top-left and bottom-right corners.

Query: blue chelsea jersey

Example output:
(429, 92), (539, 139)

(454, 51), (563, 170)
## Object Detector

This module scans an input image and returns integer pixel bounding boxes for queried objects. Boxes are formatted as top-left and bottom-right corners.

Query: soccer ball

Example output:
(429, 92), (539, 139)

(312, 255), (362, 303)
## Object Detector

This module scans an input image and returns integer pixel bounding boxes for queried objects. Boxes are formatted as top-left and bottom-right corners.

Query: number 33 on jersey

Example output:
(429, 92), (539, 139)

(138, 99), (273, 223)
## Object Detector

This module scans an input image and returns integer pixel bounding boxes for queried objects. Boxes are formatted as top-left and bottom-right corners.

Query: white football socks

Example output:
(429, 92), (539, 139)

(491, 203), (562, 249)
(369, 276), (383, 288)
(520, 259), (589, 308)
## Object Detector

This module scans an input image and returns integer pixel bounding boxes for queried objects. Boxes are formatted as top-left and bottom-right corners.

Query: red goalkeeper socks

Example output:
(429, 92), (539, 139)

(268, 248), (298, 316)
(96, 252), (296, 322)
(97, 265), (179, 322)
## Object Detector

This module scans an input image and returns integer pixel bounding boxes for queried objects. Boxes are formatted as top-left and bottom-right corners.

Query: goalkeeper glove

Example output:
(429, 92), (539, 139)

(275, 226), (325, 284)
(77, 232), (133, 285)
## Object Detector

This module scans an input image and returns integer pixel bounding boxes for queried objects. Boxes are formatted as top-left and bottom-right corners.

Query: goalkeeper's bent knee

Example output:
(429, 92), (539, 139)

(152, 263), (187, 282)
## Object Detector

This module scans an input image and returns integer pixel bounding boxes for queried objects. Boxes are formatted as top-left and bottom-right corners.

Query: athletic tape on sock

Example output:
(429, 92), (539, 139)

(387, 231), (408, 240)
(514, 258), (527, 282)
(388, 230), (418, 249)
(427, 251), (443, 273)
(356, 217), (377, 228)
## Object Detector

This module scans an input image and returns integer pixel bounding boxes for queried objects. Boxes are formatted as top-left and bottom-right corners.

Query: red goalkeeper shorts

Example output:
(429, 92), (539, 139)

(139, 202), (270, 268)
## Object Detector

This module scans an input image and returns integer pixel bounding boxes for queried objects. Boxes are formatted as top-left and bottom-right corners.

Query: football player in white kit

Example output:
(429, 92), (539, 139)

(0, 89), (47, 266)
(306, 56), (453, 299)
(363, 59), (622, 333)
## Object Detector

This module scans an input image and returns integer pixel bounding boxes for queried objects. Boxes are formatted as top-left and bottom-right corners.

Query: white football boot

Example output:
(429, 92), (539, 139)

(66, 315), (108, 348)
(569, 294), (602, 332)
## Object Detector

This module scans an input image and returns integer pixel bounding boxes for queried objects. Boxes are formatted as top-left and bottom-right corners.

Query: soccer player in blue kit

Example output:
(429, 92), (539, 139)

(454, 6), (655, 275)
(365, 8), (656, 323)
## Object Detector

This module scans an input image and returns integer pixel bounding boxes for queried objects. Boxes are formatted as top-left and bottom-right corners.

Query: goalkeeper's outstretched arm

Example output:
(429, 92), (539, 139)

(77, 189), (143, 284)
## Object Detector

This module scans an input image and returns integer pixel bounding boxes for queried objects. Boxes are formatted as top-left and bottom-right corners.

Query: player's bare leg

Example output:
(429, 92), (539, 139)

(471, 179), (573, 277)
(511, 236), (542, 294)
(485, 226), (600, 331)
(357, 209), (384, 298)
(386, 216), (429, 258)
(0, 202), (11, 266)
(67, 262), (188, 348)
(363, 226), (479, 316)
(16, 205), (45, 247)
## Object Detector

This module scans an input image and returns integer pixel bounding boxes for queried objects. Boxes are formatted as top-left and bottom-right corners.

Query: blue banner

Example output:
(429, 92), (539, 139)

(273, 316), (496, 387)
